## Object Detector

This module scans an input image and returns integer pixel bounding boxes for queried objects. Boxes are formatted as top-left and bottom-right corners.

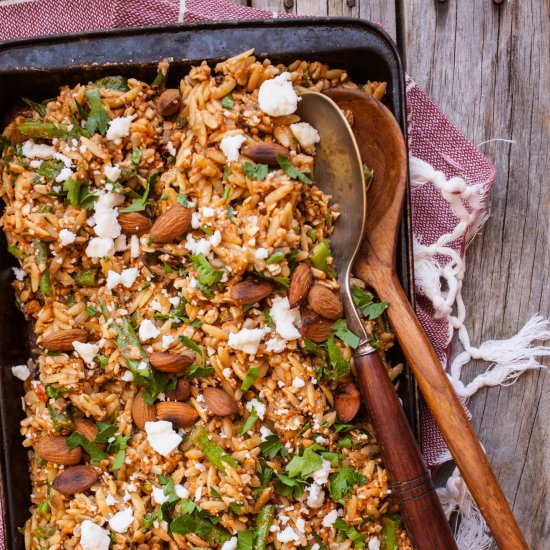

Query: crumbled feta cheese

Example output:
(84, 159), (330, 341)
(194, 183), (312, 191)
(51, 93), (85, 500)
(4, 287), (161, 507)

(258, 72), (300, 117)
(220, 134), (246, 162)
(22, 141), (56, 161)
(12, 267), (26, 281)
(200, 207), (215, 218)
(120, 267), (139, 288)
(139, 319), (160, 342)
(290, 122), (320, 150)
(94, 207), (121, 240)
(175, 484), (189, 499)
(80, 520), (110, 550)
(11, 365), (30, 381)
(270, 296), (301, 340)
(368, 538), (381, 550)
(121, 370), (134, 382)
(228, 326), (270, 355)
(72, 341), (99, 365)
(108, 507), (134, 533)
(209, 230), (222, 247)
(145, 420), (183, 456)
(312, 459), (332, 486)
(277, 526), (300, 543)
(221, 536), (238, 550)
(296, 518), (305, 532)
(55, 167), (74, 183)
(114, 234), (127, 252)
(255, 247), (269, 260)
(162, 335), (174, 349)
(260, 425), (273, 442)
(168, 296), (180, 306)
(185, 234), (212, 256)
(152, 486), (169, 505)
(104, 164), (121, 182)
(105, 494), (116, 506)
(246, 398), (266, 420)
(306, 483), (325, 509)
(292, 376), (305, 388)
(167, 141), (177, 156)
(59, 229), (76, 247)
(222, 367), (232, 378)
(106, 116), (134, 141)
(194, 485), (203, 501)
(130, 235), (140, 259)
(322, 509), (338, 528)
(191, 211), (202, 229)
(29, 160), (42, 168)
(315, 435), (328, 445)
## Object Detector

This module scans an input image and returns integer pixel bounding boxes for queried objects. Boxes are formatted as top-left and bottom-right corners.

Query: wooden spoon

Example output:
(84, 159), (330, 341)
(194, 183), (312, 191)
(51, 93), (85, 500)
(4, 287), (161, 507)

(324, 87), (528, 550)
(298, 91), (456, 550)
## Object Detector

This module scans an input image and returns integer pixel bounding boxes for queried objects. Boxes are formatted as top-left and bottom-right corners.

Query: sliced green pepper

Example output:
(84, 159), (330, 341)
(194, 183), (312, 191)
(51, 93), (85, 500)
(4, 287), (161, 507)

(17, 121), (69, 139)
(311, 239), (334, 277)
(254, 504), (275, 550)
(74, 268), (97, 287)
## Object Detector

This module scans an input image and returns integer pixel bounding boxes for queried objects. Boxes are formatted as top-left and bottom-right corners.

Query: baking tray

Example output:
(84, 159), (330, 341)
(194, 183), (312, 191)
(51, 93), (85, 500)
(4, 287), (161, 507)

(0, 18), (415, 549)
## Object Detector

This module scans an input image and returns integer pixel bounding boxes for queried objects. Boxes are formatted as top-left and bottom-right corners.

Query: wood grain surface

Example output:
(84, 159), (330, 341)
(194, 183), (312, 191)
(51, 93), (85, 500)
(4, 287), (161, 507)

(230, 1), (550, 548)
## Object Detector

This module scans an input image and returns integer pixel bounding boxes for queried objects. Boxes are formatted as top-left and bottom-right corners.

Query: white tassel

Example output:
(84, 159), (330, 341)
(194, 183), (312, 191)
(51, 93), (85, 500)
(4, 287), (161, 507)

(437, 468), (493, 550)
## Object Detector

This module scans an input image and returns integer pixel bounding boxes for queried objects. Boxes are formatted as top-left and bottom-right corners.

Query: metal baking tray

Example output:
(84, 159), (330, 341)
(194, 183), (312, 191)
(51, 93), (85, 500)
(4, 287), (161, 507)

(0, 18), (415, 549)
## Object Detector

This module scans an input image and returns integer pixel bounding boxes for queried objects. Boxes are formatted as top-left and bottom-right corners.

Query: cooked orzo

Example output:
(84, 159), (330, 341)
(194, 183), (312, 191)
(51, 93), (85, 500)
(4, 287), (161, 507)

(0, 50), (413, 549)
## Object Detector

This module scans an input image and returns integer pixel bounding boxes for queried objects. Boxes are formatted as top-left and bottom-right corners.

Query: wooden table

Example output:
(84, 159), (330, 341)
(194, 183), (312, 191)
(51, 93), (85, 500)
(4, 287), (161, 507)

(230, 1), (549, 548)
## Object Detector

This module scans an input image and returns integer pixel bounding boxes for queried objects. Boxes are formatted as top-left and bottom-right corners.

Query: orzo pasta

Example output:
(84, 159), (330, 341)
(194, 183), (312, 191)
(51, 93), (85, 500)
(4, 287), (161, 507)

(0, 50), (412, 549)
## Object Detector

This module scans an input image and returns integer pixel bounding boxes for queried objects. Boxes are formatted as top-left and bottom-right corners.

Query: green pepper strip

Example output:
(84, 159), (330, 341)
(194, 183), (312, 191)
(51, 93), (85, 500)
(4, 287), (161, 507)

(17, 121), (69, 139)
(310, 239), (334, 277)
(254, 504), (275, 550)
(382, 516), (401, 550)
(74, 268), (97, 287)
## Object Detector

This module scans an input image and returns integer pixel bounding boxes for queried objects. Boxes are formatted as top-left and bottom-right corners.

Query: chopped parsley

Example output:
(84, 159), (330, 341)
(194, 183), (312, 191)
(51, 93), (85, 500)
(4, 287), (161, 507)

(276, 154), (312, 185)
(351, 285), (388, 320)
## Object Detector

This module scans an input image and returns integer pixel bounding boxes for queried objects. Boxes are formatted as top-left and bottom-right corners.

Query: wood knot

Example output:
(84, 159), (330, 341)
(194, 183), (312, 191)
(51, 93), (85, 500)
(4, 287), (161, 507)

(283, 0), (294, 9)
(346, 0), (356, 7)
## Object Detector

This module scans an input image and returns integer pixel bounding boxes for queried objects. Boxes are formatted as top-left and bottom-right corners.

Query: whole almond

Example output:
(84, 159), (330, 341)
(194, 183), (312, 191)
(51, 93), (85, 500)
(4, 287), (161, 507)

(149, 204), (192, 244)
(73, 418), (99, 442)
(229, 280), (274, 305)
(241, 142), (290, 165)
(203, 387), (238, 417)
(288, 263), (313, 308)
(132, 390), (157, 430)
(335, 383), (361, 422)
(308, 285), (343, 320)
(118, 212), (152, 235)
(34, 436), (82, 465)
(299, 311), (333, 343)
(52, 465), (98, 495)
(150, 352), (194, 374)
(157, 88), (181, 117)
(41, 329), (88, 351)
(165, 379), (191, 402)
(156, 401), (199, 428)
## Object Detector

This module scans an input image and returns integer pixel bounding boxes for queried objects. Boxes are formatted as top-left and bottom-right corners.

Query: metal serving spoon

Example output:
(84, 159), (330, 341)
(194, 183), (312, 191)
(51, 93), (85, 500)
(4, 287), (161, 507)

(298, 90), (527, 550)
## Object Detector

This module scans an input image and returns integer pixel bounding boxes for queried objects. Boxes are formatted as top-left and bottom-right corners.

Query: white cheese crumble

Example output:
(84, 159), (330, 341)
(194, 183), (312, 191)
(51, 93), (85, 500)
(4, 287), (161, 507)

(246, 398), (266, 420)
(200, 207), (215, 218)
(221, 537), (238, 550)
(220, 134), (246, 162)
(130, 235), (140, 258)
(104, 164), (122, 182)
(12, 267), (26, 281)
(108, 507), (134, 533)
(106, 268), (139, 290)
(152, 486), (169, 505)
(255, 247), (269, 260)
(210, 229), (222, 247)
(11, 365), (30, 381)
(138, 319), (160, 342)
(80, 520), (110, 550)
(185, 234), (212, 256)
(106, 116), (134, 141)
(167, 141), (177, 156)
(292, 376), (305, 388)
(55, 167), (74, 183)
(191, 212), (202, 229)
(121, 370), (134, 382)
(222, 367), (232, 378)
(322, 509), (338, 528)
(277, 526), (300, 543)
(264, 336), (286, 353)
(369, 538), (381, 550)
(59, 229), (76, 247)
(260, 425), (273, 442)
(145, 420), (182, 456)
(85, 237), (115, 258)
(258, 72), (300, 117)
(306, 483), (325, 509)
(228, 326), (270, 355)
(105, 494), (116, 506)
(290, 122), (321, 150)
(175, 484), (189, 499)
(270, 296), (301, 340)
(72, 341), (99, 365)
(162, 335), (174, 349)
(312, 459), (332, 486)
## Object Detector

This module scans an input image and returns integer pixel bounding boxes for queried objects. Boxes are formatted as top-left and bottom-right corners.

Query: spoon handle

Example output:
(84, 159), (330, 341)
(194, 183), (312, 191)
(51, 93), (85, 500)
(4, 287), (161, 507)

(359, 261), (529, 550)
(354, 346), (458, 550)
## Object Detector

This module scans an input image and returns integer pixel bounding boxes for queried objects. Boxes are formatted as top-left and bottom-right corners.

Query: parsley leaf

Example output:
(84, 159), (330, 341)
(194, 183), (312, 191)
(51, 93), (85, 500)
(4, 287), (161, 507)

(276, 154), (312, 185)
(329, 467), (367, 504)
(94, 422), (117, 443)
(37, 159), (64, 180)
(237, 407), (259, 435)
(190, 253), (224, 288)
(242, 162), (269, 180)
(241, 367), (260, 391)
(274, 473), (307, 498)
(120, 181), (151, 213)
(177, 193), (189, 207)
(221, 93), (234, 110)
(63, 178), (81, 206)
(178, 335), (203, 358)
(66, 432), (108, 465)
(259, 434), (288, 459)
(237, 529), (255, 549)
(331, 319), (360, 349)
(185, 363), (214, 379)
(286, 447), (324, 479)
(22, 97), (47, 117)
(351, 285), (388, 320)
(325, 335), (350, 381)
(190, 426), (238, 473)
(363, 163), (374, 186)
(95, 76), (129, 91)
(84, 89), (109, 136)
(171, 502), (231, 544)
(333, 518), (366, 548)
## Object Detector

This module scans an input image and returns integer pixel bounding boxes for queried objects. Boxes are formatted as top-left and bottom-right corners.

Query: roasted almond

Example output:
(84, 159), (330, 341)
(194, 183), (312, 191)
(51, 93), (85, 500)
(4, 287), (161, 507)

(229, 279), (274, 305)
(203, 387), (238, 417)
(150, 352), (194, 374)
(73, 418), (99, 442)
(149, 204), (192, 244)
(288, 263), (313, 308)
(157, 88), (181, 117)
(118, 212), (152, 235)
(132, 390), (157, 430)
(165, 379), (191, 402)
(34, 436), (82, 465)
(308, 285), (343, 320)
(52, 465), (98, 495)
(40, 329), (88, 351)
(299, 311), (333, 343)
(335, 383), (361, 422)
(156, 401), (199, 429)
(241, 142), (289, 165)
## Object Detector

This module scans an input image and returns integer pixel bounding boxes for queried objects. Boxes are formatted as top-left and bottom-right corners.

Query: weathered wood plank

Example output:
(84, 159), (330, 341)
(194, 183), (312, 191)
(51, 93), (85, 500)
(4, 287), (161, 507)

(402, 1), (549, 548)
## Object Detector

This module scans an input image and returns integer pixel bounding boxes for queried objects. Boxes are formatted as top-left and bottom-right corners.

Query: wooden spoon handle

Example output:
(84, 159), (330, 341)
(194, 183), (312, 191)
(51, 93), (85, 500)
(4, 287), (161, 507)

(355, 347), (458, 550)
(358, 259), (528, 550)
